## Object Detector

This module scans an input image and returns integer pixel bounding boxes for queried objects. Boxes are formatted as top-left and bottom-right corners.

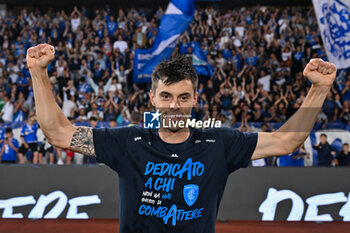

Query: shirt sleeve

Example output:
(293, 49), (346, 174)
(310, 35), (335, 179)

(92, 126), (131, 173)
(219, 128), (258, 173)
(20, 126), (25, 136)
(13, 139), (19, 148)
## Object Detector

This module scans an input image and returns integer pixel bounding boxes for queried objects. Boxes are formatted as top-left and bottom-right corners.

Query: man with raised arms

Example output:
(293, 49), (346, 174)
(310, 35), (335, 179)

(27, 44), (336, 233)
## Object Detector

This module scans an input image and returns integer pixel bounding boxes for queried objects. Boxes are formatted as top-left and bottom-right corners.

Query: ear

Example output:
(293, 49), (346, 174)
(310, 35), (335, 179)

(193, 91), (198, 104)
(149, 89), (155, 106)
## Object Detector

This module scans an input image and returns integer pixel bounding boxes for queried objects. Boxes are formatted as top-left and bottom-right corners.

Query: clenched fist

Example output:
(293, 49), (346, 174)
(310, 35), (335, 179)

(26, 44), (55, 70)
(303, 58), (337, 88)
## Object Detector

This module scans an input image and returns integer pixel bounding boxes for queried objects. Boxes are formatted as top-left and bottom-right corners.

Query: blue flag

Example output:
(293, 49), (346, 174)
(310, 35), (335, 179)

(133, 0), (195, 83)
(313, 0), (350, 69)
(192, 42), (214, 77)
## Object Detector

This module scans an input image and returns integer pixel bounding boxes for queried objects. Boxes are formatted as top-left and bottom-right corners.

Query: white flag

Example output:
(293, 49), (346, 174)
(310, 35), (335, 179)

(312, 0), (350, 69)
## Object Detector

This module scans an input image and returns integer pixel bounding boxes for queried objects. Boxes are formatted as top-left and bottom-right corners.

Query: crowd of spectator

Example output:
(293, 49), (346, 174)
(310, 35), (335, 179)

(0, 5), (348, 165)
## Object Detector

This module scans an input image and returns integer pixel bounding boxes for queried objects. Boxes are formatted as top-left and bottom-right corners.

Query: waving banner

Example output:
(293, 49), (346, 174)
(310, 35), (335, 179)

(133, 0), (195, 83)
(312, 0), (350, 69)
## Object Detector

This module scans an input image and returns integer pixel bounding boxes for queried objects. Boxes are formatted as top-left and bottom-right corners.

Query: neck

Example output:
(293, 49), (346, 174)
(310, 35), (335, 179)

(158, 127), (190, 144)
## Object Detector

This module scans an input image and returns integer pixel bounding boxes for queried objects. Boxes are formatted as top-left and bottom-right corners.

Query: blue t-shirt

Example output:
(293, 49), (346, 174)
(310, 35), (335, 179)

(222, 49), (232, 59)
(20, 122), (38, 143)
(1, 138), (19, 161)
(93, 126), (257, 232)
(245, 56), (258, 67)
(16, 76), (29, 90)
(294, 52), (304, 61)
(279, 149), (303, 167)
(179, 42), (189, 54)
(323, 99), (336, 119)
(78, 82), (92, 93)
(107, 22), (118, 36)
(232, 54), (242, 70)
(14, 109), (26, 122)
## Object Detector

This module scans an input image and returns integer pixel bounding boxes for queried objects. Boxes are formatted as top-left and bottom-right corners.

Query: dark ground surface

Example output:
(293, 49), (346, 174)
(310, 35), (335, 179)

(0, 219), (349, 233)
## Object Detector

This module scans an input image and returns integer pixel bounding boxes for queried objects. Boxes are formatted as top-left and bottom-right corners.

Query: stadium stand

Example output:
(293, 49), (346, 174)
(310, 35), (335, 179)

(0, 5), (348, 165)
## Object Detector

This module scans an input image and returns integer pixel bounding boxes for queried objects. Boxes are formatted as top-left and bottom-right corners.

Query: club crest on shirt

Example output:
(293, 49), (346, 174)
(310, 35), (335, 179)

(183, 184), (199, 207)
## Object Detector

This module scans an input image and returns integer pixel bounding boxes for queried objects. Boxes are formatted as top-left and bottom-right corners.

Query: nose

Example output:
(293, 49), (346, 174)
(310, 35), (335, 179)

(169, 99), (180, 110)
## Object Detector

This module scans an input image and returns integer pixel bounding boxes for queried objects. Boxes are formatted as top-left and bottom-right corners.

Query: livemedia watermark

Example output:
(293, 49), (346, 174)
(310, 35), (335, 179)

(143, 110), (222, 129)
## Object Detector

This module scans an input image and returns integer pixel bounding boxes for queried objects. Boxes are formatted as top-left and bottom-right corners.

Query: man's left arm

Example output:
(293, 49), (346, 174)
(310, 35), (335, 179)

(251, 59), (337, 160)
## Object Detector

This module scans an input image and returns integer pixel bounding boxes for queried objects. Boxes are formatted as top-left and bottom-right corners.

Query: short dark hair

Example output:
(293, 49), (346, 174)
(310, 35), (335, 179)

(344, 143), (349, 147)
(320, 133), (327, 138)
(131, 111), (141, 123)
(5, 127), (12, 133)
(89, 116), (98, 122)
(151, 55), (198, 94)
(67, 117), (75, 121)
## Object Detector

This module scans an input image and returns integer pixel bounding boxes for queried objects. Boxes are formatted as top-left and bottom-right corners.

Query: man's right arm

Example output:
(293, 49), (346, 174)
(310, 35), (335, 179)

(27, 44), (95, 157)
(69, 127), (95, 156)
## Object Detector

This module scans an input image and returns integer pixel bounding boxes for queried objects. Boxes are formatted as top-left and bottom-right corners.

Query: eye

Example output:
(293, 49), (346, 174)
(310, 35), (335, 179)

(180, 96), (189, 101)
(161, 94), (169, 100)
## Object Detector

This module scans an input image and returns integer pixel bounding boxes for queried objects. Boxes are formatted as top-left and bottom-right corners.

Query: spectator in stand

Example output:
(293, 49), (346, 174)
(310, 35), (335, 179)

(109, 118), (117, 128)
(0, 128), (19, 164)
(340, 101), (350, 126)
(313, 133), (337, 166)
(278, 144), (309, 167)
(113, 34), (128, 54)
(87, 69), (113, 96)
(322, 92), (338, 122)
(107, 15), (118, 37)
(70, 6), (81, 32)
(62, 93), (77, 118)
(39, 137), (55, 164)
(128, 111), (142, 126)
(18, 113), (39, 164)
(113, 64), (132, 94)
(75, 107), (88, 122)
(87, 100), (104, 121)
(133, 26), (147, 49)
(336, 143), (350, 166)
(13, 92), (27, 122)
(0, 4), (348, 167)
(63, 148), (75, 165)
(16, 71), (29, 98)
(0, 95), (13, 123)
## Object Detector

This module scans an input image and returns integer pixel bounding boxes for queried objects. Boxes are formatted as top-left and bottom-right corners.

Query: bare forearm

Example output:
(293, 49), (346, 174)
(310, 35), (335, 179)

(8, 143), (18, 151)
(30, 68), (75, 147)
(252, 59), (336, 160)
(20, 137), (27, 145)
(276, 85), (329, 151)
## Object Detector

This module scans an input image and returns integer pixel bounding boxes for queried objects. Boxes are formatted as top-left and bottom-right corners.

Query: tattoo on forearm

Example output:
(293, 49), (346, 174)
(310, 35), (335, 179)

(70, 127), (95, 157)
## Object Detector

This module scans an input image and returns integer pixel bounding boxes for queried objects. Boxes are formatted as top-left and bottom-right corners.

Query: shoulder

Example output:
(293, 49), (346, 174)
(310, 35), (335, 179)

(203, 127), (241, 136)
(190, 127), (241, 141)
(205, 127), (258, 143)
(93, 125), (146, 139)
